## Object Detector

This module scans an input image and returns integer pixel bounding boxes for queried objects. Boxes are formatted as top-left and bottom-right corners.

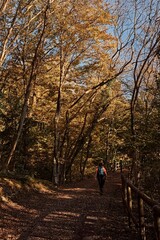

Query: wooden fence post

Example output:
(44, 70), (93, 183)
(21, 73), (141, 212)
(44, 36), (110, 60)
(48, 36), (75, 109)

(138, 196), (146, 240)
(121, 174), (160, 239)
(127, 186), (132, 227)
(153, 205), (160, 240)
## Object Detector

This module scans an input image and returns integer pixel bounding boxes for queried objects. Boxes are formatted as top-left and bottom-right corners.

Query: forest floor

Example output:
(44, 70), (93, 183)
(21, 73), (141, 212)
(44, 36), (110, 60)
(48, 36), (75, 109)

(0, 171), (139, 240)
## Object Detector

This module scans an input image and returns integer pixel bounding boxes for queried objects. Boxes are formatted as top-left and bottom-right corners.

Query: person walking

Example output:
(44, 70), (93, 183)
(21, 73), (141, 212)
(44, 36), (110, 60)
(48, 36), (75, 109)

(96, 162), (107, 195)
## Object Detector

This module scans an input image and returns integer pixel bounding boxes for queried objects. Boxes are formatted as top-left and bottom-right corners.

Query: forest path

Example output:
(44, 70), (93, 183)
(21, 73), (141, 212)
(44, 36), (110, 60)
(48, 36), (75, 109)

(1, 172), (138, 240)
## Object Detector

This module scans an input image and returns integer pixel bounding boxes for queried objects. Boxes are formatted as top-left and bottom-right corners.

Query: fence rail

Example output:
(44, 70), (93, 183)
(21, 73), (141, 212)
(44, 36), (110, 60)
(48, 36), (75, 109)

(121, 174), (160, 240)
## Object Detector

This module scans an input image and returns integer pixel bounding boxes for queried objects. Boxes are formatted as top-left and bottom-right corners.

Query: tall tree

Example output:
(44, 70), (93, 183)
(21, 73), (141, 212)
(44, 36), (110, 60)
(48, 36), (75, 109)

(45, 0), (116, 183)
(0, 0), (50, 170)
(109, 0), (160, 182)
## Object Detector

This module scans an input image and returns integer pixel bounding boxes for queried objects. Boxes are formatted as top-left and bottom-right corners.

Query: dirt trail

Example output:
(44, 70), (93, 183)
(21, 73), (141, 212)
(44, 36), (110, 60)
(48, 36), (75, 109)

(0, 172), (138, 240)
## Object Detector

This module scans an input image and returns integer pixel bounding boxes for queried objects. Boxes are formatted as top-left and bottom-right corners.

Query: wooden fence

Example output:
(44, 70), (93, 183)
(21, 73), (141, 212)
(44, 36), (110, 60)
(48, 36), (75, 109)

(121, 174), (160, 240)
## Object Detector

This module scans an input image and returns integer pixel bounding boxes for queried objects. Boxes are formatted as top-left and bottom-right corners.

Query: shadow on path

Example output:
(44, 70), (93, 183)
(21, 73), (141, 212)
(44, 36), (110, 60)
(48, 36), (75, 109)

(0, 172), (138, 240)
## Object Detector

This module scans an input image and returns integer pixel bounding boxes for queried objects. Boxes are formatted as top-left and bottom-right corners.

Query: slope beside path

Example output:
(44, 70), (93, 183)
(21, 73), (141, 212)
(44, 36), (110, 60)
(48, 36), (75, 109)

(0, 172), (138, 240)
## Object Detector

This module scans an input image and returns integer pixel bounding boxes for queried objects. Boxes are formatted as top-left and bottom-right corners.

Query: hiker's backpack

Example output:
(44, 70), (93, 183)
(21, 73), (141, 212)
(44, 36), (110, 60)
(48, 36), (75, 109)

(98, 166), (105, 176)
